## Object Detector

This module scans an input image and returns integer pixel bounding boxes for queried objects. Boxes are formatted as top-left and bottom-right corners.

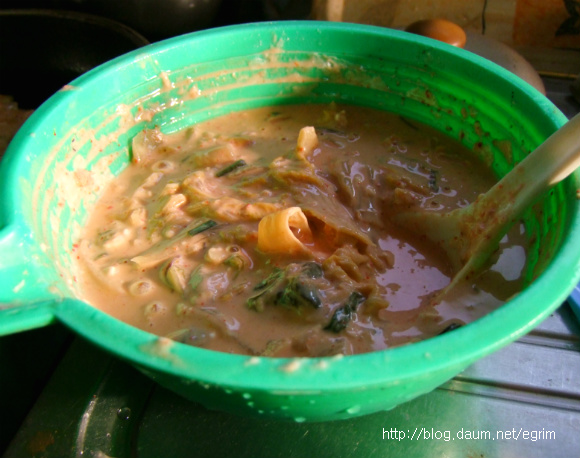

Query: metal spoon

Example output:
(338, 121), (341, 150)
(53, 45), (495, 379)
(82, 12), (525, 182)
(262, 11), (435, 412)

(393, 112), (580, 301)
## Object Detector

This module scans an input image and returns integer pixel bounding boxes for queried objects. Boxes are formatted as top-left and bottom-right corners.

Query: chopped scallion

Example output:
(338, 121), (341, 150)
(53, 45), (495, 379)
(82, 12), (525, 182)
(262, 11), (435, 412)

(215, 159), (246, 177)
(187, 220), (217, 236)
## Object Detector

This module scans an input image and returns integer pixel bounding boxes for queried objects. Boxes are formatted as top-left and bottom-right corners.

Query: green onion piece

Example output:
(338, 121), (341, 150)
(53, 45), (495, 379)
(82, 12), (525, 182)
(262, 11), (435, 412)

(215, 159), (246, 177)
(187, 220), (217, 236)
(188, 267), (203, 291)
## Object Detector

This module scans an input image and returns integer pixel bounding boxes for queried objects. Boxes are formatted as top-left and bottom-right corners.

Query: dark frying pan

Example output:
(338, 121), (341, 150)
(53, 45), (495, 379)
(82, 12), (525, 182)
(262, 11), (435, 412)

(0, 9), (149, 109)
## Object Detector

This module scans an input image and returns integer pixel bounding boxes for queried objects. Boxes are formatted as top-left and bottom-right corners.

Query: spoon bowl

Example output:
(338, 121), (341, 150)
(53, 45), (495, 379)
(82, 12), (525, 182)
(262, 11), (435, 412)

(395, 112), (580, 299)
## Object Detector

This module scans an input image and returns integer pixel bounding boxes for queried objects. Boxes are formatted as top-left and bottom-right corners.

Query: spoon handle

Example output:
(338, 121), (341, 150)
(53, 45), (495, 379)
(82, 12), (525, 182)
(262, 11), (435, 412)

(474, 112), (580, 224)
(436, 112), (580, 298)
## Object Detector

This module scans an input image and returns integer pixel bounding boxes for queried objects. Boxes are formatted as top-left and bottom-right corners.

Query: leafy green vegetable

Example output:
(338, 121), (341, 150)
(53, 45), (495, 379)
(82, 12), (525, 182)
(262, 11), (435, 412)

(187, 220), (217, 236)
(246, 293), (266, 311)
(300, 262), (323, 279)
(253, 268), (284, 291)
(275, 277), (321, 309)
(324, 291), (366, 333)
(215, 159), (247, 177)
(247, 263), (324, 312)
(247, 268), (284, 311)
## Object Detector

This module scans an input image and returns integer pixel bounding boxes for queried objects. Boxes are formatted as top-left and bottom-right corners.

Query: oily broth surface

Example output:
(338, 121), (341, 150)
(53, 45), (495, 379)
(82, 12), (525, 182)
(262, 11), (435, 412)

(76, 103), (526, 356)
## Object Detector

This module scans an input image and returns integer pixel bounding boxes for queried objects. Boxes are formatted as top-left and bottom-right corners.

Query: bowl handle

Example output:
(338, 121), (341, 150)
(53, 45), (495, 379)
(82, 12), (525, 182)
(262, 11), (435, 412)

(0, 224), (58, 335)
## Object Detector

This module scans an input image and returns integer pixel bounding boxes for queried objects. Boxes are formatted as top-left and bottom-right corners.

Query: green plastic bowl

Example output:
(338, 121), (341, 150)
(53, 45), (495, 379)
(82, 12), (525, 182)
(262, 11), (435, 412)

(1, 21), (579, 422)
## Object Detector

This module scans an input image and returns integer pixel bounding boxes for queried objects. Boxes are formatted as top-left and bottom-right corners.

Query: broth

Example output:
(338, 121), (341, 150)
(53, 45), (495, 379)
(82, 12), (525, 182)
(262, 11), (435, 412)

(76, 103), (527, 356)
